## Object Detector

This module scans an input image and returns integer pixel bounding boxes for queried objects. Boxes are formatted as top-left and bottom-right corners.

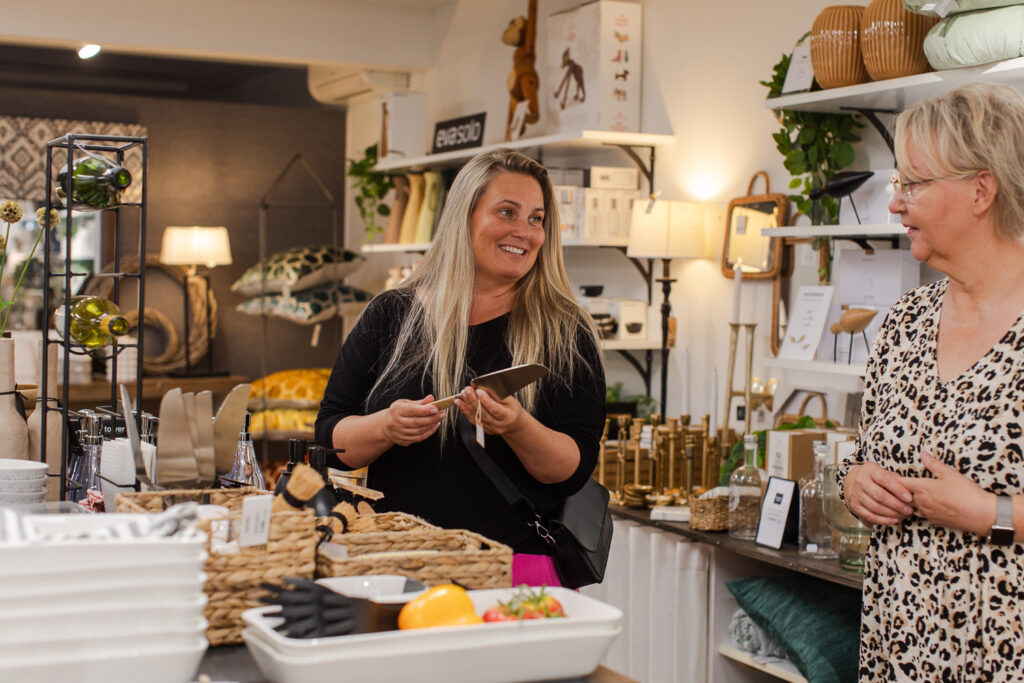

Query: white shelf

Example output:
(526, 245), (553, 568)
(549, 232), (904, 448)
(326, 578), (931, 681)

(762, 224), (903, 239)
(717, 644), (807, 683)
(360, 242), (431, 254)
(602, 338), (661, 351)
(761, 357), (866, 393)
(764, 57), (1024, 114)
(374, 129), (675, 173)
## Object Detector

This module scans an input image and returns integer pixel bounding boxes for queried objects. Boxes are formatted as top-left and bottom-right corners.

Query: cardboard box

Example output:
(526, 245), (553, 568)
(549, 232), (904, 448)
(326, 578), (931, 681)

(553, 185), (583, 240)
(766, 429), (825, 482)
(603, 191), (628, 241)
(546, 1), (643, 133)
(607, 298), (646, 340)
(587, 165), (639, 190)
(578, 187), (606, 242)
(579, 296), (610, 315)
(379, 91), (427, 163)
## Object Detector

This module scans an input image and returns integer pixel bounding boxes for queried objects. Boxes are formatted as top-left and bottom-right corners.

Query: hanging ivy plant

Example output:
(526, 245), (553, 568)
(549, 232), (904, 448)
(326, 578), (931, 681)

(761, 47), (864, 282)
(346, 143), (395, 243)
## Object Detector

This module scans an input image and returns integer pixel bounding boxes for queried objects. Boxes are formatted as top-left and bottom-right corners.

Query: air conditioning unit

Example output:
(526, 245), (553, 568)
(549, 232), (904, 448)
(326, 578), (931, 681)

(307, 66), (411, 104)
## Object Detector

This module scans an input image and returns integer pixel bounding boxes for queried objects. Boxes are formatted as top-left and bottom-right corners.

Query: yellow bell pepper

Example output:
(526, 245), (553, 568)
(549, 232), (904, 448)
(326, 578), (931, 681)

(397, 584), (484, 629)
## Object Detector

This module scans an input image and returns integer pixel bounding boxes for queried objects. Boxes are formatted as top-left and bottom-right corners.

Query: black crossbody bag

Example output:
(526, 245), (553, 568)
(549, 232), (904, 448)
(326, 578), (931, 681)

(458, 416), (613, 589)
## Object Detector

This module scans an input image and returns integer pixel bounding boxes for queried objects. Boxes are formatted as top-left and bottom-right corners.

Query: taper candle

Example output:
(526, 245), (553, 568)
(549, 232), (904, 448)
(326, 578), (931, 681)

(709, 367), (719, 434)
(732, 258), (743, 323)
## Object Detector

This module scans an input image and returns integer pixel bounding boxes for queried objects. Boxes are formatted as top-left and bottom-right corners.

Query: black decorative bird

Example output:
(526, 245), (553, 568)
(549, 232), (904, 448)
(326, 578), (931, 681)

(808, 170), (874, 224)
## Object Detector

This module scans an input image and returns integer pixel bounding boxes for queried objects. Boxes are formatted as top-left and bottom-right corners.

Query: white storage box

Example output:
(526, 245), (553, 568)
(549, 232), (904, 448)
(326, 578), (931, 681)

(546, 0), (643, 133)
(578, 187), (607, 242)
(380, 91), (427, 162)
(587, 165), (639, 190)
(607, 298), (646, 340)
(554, 185), (583, 241)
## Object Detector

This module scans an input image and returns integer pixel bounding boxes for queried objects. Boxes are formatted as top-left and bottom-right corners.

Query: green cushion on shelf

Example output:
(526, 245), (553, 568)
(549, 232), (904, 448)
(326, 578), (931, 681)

(923, 5), (1024, 69)
(725, 574), (861, 683)
(231, 244), (365, 296)
(903, 0), (1024, 16)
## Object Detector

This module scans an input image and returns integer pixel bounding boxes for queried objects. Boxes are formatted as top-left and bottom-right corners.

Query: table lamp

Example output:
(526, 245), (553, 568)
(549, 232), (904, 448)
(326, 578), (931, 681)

(159, 226), (232, 375)
(626, 199), (707, 412)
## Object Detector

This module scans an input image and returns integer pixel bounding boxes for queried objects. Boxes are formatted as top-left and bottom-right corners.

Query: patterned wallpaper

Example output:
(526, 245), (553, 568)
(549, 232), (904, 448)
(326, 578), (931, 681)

(0, 116), (147, 202)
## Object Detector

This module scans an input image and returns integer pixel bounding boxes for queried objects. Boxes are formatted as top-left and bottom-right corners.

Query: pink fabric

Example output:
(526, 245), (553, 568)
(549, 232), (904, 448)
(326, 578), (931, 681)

(512, 553), (562, 587)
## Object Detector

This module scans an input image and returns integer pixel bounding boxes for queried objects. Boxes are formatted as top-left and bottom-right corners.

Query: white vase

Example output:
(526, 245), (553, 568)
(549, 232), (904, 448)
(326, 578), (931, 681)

(27, 341), (63, 501)
(0, 337), (30, 460)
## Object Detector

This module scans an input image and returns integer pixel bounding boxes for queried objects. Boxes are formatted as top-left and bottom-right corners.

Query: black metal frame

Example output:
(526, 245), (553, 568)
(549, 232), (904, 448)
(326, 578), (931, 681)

(41, 133), (148, 500)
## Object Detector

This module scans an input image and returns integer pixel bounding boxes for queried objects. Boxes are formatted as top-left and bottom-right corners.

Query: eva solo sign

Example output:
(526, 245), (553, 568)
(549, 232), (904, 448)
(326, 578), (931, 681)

(432, 112), (486, 153)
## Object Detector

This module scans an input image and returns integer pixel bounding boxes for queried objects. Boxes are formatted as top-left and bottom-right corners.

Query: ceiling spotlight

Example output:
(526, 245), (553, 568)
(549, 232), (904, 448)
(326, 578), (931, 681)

(78, 44), (101, 59)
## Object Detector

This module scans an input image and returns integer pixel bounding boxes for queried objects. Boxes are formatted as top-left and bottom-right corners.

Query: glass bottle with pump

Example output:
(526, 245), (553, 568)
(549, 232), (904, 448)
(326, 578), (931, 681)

(729, 433), (766, 540)
(80, 412), (105, 511)
(55, 155), (132, 210)
(227, 411), (266, 489)
(53, 295), (131, 348)
(799, 441), (838, 558)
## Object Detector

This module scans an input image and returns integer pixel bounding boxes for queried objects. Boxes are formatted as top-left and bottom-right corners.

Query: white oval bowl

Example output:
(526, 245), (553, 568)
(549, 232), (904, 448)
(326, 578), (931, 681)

(0, 460), (48, 480)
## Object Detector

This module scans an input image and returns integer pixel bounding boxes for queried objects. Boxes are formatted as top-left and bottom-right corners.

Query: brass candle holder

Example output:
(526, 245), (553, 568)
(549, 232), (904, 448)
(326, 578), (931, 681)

(724, 322), (776, 435)
(665, 417), (679, 491)
(597, 417), (610, 488)
(615, 415), (630, 501)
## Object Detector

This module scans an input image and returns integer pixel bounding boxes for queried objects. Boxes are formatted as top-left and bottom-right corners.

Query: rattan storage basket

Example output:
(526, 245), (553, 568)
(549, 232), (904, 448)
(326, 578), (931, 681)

(689, 495), (729, 531)
(316, 515), (513, 589)
(116, 488), (317, 645)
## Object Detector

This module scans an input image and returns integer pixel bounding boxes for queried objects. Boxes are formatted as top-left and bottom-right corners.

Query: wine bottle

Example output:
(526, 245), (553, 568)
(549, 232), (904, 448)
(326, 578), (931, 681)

(55, 156), (132, 210)
(53, 295), (131, 348)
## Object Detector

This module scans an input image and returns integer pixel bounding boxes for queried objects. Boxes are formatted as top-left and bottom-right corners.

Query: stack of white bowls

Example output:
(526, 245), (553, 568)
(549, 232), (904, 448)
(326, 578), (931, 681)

(0, 511), (209, 683)
(0, 459), (47, 506)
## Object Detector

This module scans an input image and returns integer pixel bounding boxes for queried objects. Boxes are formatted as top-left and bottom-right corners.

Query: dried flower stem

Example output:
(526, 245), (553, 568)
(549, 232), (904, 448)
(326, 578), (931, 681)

(0, 225), (44, 336)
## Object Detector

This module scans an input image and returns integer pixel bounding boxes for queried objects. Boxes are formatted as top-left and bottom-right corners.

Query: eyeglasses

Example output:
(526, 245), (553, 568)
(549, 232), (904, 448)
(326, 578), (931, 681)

(889, 171), (973, 199)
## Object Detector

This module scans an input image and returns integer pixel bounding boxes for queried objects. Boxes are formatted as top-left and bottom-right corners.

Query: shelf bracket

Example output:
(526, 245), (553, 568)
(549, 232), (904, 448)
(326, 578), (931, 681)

(604, 143), (656, 195)
(841, 107), (898, 157)
(612, 247), (654, 305)
(613, 349), (653, 398)
(835, 235), (899, 253)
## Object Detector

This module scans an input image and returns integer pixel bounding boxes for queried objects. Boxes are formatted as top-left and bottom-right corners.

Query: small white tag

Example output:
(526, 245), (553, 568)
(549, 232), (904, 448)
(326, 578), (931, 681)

(933, 0), (955, 17)
(238, 495), (274, 547)
(475, 400), (485, 447)
(782, 43), (814, 94)
(310, 323), (321, 347)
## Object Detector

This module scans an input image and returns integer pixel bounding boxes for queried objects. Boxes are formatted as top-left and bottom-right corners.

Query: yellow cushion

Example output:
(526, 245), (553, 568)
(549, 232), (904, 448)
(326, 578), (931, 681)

(250, 368), (331, 408)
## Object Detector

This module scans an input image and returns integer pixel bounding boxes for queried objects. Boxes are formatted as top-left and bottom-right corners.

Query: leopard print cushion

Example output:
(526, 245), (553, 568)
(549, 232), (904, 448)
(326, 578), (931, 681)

(250, 368), (331, 409)
(236, 282), (372, 324)
(837, 278), (1024, 680)
(250, 408), (318, 436)
(231, 245), (365, 296)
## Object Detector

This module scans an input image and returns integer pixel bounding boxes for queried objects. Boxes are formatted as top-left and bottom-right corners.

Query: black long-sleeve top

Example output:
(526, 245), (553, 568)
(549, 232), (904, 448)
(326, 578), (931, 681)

(315, 289), (605, 554)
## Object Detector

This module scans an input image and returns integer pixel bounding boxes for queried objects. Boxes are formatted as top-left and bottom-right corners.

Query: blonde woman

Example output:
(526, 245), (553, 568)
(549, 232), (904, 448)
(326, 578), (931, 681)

(839, 82), (1024, 679)
(315, 149), (604, 586)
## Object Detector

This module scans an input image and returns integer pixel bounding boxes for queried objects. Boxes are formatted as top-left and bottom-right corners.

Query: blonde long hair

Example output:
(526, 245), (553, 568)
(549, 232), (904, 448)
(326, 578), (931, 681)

(368, 149), (602, 433)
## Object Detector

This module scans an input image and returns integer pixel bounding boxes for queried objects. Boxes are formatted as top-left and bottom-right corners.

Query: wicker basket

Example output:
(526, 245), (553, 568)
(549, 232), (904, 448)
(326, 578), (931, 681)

(346, 511), (434, 535)
(116, 488), (317, 646)
(690, 496), (729, 531)
(316, 522), (513, 589)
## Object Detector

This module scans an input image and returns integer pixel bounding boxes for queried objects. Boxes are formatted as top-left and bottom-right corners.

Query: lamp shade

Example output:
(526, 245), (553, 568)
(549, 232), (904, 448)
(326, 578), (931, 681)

(626, 199), (706, 260)
(160, 226), (233, 269)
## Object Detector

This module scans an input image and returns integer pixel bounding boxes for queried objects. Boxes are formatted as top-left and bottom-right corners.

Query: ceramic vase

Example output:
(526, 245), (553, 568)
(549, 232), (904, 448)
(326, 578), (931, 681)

(26, 341), (63, 501)
(0, 337), (30, 460)
(810, 5), (871, 89)
(861, 0), (938, 81)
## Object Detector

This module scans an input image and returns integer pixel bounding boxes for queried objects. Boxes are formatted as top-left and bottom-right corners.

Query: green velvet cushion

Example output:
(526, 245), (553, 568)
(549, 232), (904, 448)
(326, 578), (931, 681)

(231, 244), (365, 296)
(726, 574), (861, 683)
(903, 0), (1024, 17)
(923, 6), (1024, 69)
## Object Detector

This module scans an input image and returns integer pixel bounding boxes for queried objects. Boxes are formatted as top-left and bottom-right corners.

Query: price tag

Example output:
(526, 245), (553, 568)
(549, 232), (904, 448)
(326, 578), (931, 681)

(238, 495), (274, 547)
(755, 477), (798, 550)
(920, 0), (956, 17)
(782, 44), (814, 94)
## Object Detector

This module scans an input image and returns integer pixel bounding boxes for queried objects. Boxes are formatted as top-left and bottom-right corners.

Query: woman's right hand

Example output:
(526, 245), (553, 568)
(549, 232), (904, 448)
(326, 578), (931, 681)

(383, 395), (445, 446)
(843, 462), (915, 526)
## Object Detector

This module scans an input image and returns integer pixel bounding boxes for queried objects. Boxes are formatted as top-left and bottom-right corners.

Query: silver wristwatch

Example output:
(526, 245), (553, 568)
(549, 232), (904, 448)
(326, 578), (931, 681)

(989, 495), (1015, 545)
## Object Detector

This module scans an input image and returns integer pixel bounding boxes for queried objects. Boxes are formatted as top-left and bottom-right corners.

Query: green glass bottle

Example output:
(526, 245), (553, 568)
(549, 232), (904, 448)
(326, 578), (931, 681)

(55, 156), (132, 210)
(53, 296), (131, 348)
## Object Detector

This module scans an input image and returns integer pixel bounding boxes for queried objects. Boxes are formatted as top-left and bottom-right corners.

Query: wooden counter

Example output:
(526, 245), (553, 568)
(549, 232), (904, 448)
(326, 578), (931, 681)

(63, 375), (250, 405)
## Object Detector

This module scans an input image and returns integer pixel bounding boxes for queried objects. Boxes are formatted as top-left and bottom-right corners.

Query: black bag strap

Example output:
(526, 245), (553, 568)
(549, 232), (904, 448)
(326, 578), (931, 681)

(456, 414), (555, 544)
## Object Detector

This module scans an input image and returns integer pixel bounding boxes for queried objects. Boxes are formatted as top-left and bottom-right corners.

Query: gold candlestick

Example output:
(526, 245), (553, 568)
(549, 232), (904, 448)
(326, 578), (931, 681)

(631, 418), (644, 487)
(648, 414), (662, 489)
(616, 415), (629, 499)
(666, 417), (679, 491)
(724, 322), (776, 436)
(700, 414), (711, 490)
(598, 418), (610, 488)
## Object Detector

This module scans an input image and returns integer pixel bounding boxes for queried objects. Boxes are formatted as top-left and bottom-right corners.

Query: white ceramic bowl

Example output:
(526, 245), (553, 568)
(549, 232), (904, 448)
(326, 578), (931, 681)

(316, 575), (426, 603)
(0, 476), (47, 493)
(0, 490), (46, 504)
(0, 553), (207, 591)
(0, 595), (208, 641)
(0, 572), (207, 610)
(0, 618), (207, 657)
(0, 459), (48, 480)
(0, 637), (207, 683)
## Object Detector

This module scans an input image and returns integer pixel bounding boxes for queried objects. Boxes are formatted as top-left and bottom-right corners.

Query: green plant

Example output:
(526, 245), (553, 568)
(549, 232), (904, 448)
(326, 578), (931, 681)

(762, 46), (864, 282)
(717, 415), (837, 486)
(604, 382), (657, 420)
(346, 143), (395, 244)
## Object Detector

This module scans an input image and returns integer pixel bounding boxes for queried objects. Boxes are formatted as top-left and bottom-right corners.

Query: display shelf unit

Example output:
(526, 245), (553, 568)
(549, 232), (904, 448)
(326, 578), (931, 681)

(762, 224), (902, 239)
(62, 375), (249, 406)
(717, 645), (806, 683)
(759, 357), (866, 394)
(360, 242), (431, 254)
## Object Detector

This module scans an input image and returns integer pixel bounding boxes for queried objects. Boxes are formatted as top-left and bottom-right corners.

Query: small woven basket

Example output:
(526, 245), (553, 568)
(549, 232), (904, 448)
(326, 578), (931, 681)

(690, 496), (729, 531)
(116, 488), (317, 646)
(316, 518), (512, 589)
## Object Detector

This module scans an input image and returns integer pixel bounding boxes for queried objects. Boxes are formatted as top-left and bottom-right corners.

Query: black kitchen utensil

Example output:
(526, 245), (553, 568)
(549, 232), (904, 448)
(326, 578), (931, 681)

(260, 577), (421, 638)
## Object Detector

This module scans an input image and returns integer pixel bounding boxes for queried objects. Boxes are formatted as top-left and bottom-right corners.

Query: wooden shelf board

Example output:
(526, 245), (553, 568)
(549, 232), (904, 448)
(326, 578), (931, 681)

(760, 357), (866, 377)
(601, 338), (661, 351)
(762, 224), (903, 238)
(717, 644), (807, 683)
(63, 375), (250, 403)
(374, 129), (675, 173)
(759, 358), (865, 393)
(361, 242), (431, 254)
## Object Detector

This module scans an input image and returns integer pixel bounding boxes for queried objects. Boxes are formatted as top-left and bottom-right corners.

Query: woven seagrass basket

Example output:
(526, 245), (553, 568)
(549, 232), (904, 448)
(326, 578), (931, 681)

(316, 512), (512, 589)
(689, 496), (729, 531)
(116, 487), (317, 645)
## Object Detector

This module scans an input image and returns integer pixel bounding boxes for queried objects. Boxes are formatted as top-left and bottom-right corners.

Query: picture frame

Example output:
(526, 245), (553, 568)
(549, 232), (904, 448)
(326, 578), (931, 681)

(755, 476), (799, 550)
(720, 171), (788, 281)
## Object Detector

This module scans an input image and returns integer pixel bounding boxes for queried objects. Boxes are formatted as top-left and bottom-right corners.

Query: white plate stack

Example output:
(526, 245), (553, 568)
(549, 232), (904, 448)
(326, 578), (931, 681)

(242, 584), (623, 683)
(0, 510), (209, 683)
(0, 459), (47, 505)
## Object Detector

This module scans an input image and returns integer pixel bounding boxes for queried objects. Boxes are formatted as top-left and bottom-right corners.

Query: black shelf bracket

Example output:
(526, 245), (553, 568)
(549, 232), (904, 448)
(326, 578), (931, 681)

(841, 107), (898, 157)
(613, 349), (653, 398)
(604, 143), (656, 195)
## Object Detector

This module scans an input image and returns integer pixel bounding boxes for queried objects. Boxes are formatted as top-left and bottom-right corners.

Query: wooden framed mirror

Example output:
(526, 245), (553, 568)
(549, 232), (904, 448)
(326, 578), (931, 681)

(720, 171), (788, 280)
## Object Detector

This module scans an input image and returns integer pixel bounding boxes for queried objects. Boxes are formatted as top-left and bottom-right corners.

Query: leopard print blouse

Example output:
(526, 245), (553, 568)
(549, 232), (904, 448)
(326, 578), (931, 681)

(838, 278), (1024, 681)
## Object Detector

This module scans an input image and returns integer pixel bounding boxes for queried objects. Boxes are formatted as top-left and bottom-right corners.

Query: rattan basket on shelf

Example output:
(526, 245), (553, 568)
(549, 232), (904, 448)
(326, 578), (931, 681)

(116, 487), (317, 646)
(316, 513), (513, 589)
(689, 495), (729, 531)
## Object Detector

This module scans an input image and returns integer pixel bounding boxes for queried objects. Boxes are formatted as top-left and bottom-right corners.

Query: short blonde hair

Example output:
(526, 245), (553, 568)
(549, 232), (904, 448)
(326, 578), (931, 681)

(895, 81), (1024, 241)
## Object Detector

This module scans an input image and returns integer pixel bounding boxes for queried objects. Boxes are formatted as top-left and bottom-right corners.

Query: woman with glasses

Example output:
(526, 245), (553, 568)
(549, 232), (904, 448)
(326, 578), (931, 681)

(838, 82), (1024, 680)
(835, 82), (1024, 679)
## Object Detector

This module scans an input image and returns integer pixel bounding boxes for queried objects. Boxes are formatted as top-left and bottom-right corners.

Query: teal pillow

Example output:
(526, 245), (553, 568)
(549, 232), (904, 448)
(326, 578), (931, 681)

(231, 245), (365, 296)
(725, 574), (861, 683)
(237, 282), (372, 324)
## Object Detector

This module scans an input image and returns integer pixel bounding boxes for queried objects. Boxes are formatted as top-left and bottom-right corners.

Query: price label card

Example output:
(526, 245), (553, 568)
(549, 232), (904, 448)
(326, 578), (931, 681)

(239, 495), (274, 547)
(782, 44), (814, 94)
(756, 477), (798, 550)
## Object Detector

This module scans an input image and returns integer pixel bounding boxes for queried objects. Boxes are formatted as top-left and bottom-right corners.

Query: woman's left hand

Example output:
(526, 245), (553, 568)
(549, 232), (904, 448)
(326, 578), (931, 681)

(455, 386), (526, 436)
(900, 451), (997, 537)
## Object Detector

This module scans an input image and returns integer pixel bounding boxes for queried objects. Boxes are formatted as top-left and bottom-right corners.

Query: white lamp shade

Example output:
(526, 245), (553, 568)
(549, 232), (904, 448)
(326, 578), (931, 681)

(160, 226), (233, 269)
(626, 199), (706, 260)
